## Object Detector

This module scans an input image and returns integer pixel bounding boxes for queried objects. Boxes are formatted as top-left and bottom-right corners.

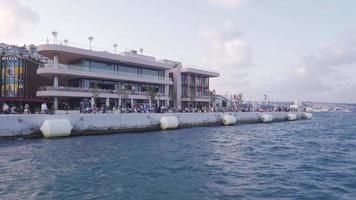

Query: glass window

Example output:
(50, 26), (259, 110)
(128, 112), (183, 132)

(119, 65), (139, 76)
(142, 68), (159, 79)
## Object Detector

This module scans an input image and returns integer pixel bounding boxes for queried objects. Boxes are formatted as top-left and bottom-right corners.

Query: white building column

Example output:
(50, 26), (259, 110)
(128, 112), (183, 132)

(173, 63), (182, 110)
(131, 98), (134, 108)
(91, 96), (95, 109)
(118, 97), (122, 108)
(105, 97), (110, 107)
(53, 54), (59, 110)
(106, 98), (110, 107)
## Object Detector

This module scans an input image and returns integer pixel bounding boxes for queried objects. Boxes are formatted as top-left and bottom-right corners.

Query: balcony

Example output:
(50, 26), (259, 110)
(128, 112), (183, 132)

(37, 64), (173, 85)
(37, 86), (168, 99)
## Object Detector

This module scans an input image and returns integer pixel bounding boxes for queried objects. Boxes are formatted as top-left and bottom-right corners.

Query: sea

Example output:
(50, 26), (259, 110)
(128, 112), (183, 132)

(0, 112), (355, 200)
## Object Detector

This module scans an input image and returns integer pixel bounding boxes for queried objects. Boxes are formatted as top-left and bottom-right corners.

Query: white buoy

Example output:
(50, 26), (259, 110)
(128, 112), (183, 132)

(160, 116), (179, 130)
(303, 113), (313, 119)
(222, 115), (237, 126)
(40, 119), (73, 138)
(260, 114), (273, 123)
(287, 113), (297, 121)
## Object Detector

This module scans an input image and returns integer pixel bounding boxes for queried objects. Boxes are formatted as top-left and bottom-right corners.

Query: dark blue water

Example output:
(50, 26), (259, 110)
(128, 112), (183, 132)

(1, 113), (356, 199)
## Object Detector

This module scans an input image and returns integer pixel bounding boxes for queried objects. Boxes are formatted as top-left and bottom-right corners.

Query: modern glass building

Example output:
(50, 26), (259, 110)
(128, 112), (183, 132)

(36, 44), (219, 111)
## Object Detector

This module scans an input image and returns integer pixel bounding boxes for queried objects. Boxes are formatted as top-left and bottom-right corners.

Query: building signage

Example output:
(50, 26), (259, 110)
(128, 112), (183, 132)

(1, 56), (18, 61)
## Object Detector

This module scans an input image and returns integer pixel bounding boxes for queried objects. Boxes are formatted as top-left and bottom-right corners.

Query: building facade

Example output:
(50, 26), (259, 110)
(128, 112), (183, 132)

(35, 44), (219, 111)
(0, 43), (50, 111)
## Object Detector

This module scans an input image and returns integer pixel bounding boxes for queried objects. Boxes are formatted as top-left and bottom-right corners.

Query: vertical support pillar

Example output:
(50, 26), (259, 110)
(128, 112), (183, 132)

(106, 97), (110, 107)
(91, 96), (95, 109)
(131, 98), (134, 109)
(53, 54), (59, 111)
(172, 63), (182, 110)
(53, 97), (58, 111)
(118, 97), (122, 108)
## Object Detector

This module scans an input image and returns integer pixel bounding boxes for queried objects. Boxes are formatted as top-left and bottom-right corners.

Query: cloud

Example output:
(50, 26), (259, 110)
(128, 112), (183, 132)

(208, 0), (247, 8)
(200, 21), (253, 93)
(270, 30), (356, 103)
(0, 0), (40, 38)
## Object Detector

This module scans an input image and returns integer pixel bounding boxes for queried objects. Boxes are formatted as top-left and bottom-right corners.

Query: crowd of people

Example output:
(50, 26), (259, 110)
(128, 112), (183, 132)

(0, 102), (305, 115)
(0, 102), (53, 115)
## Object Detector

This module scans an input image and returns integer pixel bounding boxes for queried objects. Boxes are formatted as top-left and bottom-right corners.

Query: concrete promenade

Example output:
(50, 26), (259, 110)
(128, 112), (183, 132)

(0, 112), (308, 138)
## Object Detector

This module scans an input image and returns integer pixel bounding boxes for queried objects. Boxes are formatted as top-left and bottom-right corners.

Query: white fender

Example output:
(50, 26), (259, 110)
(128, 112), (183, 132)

(287, 113), (297, 121)
(260, 114), (273, 123)
(160, 116), (179, 130)
(222, 115), (237, 126)
(40, 119), (73, 138)
(303, 113), (313, 119)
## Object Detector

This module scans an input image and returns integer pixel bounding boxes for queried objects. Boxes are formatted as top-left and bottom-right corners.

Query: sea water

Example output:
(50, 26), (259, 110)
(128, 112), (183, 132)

(0, 113), (355, 199)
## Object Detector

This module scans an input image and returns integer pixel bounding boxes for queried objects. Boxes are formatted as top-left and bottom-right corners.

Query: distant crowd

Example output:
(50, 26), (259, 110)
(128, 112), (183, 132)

(0, 102), (305, 115)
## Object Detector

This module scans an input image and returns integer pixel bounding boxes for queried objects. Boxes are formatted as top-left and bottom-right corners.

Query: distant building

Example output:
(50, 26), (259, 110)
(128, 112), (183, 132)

(0, 43), (51, 110)
(214, 95), (232, 109)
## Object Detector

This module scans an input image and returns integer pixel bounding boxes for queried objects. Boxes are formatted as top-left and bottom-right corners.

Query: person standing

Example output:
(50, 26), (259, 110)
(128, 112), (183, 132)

(2, 103), (9, 114)
(24, 104), (31, 114)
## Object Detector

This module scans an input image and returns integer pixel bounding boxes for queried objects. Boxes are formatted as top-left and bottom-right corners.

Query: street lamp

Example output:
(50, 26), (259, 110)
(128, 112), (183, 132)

(113, 43), (118, 53)
(51, 31), (58, 44)
(88, 36), (94, 50)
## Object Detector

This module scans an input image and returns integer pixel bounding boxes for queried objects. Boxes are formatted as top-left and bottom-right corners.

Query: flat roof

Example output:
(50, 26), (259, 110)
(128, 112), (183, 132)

(181, 67), (220, 77)
(37, 44), (174, 70)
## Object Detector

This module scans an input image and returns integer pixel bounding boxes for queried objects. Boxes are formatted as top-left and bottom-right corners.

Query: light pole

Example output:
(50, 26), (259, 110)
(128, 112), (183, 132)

(88, 36), (94, 50)
(51, 31), (58, 44)
(113, 43), (118, 53)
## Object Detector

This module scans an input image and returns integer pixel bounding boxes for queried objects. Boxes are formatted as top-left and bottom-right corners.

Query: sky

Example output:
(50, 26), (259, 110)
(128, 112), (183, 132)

(1, 0), (356, 103)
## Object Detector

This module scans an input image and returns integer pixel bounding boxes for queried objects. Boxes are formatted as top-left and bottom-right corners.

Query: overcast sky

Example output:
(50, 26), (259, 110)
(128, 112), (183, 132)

(1, 0), (356, 103)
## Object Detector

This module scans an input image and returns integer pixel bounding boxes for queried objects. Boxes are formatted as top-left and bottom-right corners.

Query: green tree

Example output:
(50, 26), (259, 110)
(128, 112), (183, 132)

(117, 84), (129, 108)
(169, 88), (177, 108)
(91, 83), (100, 107)
(209, 90), (216, 109)
(144, 85), (157, 107)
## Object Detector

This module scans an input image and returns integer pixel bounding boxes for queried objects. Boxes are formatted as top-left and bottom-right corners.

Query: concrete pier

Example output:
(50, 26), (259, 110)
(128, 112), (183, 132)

(0, 112), (310, 138)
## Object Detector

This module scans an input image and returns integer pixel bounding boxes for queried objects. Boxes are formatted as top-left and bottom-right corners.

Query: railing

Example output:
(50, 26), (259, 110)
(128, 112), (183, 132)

(181, 96), (211, 100)
(38, 86), (167, 97)
(39, 86), (117, 94)
(41, 63), (166, 81)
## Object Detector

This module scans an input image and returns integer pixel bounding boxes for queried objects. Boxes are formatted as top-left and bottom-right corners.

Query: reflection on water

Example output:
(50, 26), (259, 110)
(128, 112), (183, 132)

(1, 113), (356, 199)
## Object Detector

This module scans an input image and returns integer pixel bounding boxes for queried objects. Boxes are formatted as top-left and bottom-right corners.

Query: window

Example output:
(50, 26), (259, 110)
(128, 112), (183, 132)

(142, 68), (159, 79)
(119, 65), (139, 76)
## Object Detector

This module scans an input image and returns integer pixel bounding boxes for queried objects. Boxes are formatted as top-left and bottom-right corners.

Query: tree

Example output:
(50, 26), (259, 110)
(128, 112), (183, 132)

(209, 90), (216, 109)
(169, 88), (177, 108)
(144, 85), (157, 107)
(116, 84), (129, 108)
(91, 83), (100, 108)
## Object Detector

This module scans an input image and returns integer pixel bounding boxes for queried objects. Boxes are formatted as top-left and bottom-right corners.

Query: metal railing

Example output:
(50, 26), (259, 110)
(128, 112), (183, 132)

(38, 86), (167, 97)
(41, 63), (166, 81)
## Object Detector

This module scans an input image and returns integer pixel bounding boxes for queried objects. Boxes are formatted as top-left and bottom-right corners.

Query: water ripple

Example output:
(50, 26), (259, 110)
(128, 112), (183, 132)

(1, 113), (356, 199)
